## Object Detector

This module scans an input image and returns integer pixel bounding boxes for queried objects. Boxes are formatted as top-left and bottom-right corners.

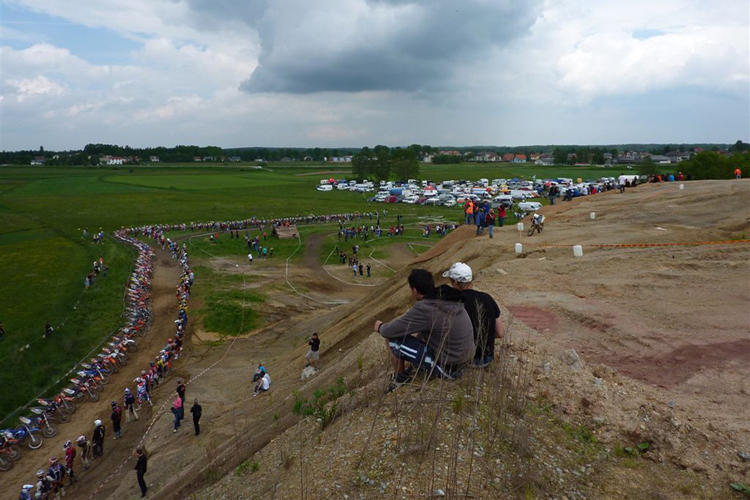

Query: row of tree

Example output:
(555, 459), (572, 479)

(351, 146), (420, 182)
(651, 151), (748, 180)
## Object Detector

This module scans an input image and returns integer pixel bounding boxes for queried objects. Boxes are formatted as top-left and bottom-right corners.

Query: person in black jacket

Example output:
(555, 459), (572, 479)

(92, 420), (106, 458)
(190, 399), (202, 435)
(135, 447), (148, 497)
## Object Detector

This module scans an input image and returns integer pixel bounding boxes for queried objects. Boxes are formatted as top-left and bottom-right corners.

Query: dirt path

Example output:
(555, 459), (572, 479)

(2, 246), (183, 499)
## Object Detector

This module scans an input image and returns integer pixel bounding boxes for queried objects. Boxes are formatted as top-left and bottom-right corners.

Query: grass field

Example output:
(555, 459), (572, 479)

(0, 162), (638, 418)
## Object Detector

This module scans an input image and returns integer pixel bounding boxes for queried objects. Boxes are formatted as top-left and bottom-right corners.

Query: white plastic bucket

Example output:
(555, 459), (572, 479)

(517, 222), (524, 232)
(679, 184), (684, 190)
(590, 212), (596, 220)
(515, 243), (523, 254)
(573, 245), (583, 257)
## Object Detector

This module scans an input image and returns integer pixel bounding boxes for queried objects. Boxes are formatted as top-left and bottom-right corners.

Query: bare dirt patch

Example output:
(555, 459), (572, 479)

(507, 305), (559, 333)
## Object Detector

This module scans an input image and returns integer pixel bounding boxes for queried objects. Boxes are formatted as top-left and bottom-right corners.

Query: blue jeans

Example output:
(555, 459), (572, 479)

(488, 225), (494, 238)
(465, 213), (472, 225)
(498, 217), (504, 227)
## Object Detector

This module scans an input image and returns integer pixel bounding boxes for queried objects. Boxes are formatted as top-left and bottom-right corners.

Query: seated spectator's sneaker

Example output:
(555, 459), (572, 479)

(386, 372), (412, 394)
(471, 356), (493, 369)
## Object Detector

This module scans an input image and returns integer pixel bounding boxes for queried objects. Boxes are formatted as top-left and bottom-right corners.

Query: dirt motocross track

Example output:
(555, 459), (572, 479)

(4, 179), (748, 499)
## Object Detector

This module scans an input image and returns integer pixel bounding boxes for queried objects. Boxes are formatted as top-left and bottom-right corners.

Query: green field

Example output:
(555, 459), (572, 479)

(0, 162), (638, 418)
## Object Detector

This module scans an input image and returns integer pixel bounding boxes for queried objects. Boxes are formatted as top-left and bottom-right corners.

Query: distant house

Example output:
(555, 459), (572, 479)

(280, 157), (293, 162)
(422, 155), (434, 163)
(99, 155), (125, 165)
(439, 150), (462, 157)
(203, 156), (216, 162)
(228, 156), (242, 162)
(665, 151), (690, 163)
(513, 154), (527, 163)
(150, 156), (160, 163)
(649, 155), (671, 164)
(30, 156), (45, 165)
(193, 156), (202, 162)
(502, 153), (515, 162)
(475, 152), (500, 162)
(535, 157), (554, 165)
(303, 156), (313, 162)
(530, 153), (541, 161)
(330, 156), (353, 163)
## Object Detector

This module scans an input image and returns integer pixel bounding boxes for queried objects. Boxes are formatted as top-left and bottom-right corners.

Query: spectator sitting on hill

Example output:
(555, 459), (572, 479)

(374, 269), (474, 393)
(441, 263), (504, 368)
(254, 371), (271, 396)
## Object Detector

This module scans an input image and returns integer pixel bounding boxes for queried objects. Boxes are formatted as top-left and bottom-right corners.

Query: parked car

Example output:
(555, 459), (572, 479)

(518, 201), (543, 211)
(316, 185), (333, 192)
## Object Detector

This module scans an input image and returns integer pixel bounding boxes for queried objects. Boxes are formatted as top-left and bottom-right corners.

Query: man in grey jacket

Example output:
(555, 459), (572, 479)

(374, 269), (474, 392)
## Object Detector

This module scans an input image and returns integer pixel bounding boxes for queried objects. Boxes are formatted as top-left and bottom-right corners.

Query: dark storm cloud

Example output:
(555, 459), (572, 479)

(238, 0), (542, 94)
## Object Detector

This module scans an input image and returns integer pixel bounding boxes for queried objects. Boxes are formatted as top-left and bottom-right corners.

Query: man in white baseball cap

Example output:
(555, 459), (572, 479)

(442, 262), (504, 368)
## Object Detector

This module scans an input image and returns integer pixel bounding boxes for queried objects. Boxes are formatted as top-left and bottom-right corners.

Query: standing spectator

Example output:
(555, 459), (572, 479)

(111, 401), (123, 439)
(475, 205), (485, 236)
(486, 206), (496, 239)
(135, 448), (148, 498)
(190, 399), (202, 436)
(92, 420), (106, 458)
(176, 380), (187, 420)
(734, 167), (742, 179)
(367, 263), (371, 278)
(44, 321), (54, 339)
(124, 388), (139, 421)
(464, 200), (474, 225)
(359, 263), (364, 276)
(352, 263), (358, 278)
(76, 435), (91, 470)
(171, 395), (182, 433)
(63, 440), (77, 485)
(247, 252), (253, 265)
(305, 333), (320, 369)
(497, 204), (506, 227)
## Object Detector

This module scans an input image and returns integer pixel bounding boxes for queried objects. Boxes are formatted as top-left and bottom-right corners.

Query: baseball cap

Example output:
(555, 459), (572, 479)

(442, 262), (473, 283)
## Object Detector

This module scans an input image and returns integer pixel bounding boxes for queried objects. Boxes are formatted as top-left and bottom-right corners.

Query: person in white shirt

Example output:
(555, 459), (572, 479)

(254, 372), (271, 396)
(247, 253), (253, 264)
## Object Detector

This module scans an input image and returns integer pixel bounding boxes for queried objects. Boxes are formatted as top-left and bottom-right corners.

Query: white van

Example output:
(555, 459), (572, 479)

(518, 201), (542, 211)
(316, 184), (333, 192)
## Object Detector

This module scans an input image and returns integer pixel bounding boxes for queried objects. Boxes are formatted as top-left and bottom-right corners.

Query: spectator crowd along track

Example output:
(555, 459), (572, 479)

(5, 209), (437, 496)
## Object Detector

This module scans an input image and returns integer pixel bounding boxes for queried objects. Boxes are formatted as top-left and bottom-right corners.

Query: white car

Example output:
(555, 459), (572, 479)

(518, 201), (542, 211)
(443, 199), (457, 207)
(316, 185), (332, 192)
(402, 195), (420, 204)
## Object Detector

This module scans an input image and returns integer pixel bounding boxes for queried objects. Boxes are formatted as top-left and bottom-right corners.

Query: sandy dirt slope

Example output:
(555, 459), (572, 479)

(9, 180), (747, 499)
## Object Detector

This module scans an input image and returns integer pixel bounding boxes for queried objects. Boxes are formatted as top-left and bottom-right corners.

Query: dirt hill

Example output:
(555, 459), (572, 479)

(6, 180), (747, 500)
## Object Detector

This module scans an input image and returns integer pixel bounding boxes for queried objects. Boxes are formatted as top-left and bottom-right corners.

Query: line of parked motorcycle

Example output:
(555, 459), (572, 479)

(0, 241), (155, 472)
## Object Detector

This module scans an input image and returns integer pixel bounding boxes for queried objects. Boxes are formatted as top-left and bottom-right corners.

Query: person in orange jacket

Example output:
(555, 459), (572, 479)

(464, 200), (474, 225)
(735, 167), (742, 179)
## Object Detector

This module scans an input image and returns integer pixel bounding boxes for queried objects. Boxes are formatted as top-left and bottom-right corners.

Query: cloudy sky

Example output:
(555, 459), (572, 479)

(1, 0), (748, 150)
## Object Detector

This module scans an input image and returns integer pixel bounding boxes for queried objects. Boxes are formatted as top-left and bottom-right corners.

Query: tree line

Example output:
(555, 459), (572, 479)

(351, 146), (421, 182)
